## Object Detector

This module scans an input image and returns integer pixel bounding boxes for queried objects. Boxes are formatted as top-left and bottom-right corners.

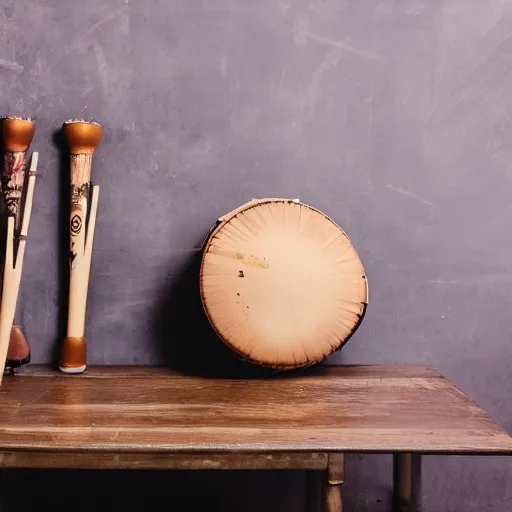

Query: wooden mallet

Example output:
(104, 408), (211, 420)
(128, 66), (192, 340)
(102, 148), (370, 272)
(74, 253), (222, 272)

(0, 151), (38, 383)
(1, 116), (36, 373)
(59, 120), (101, 374)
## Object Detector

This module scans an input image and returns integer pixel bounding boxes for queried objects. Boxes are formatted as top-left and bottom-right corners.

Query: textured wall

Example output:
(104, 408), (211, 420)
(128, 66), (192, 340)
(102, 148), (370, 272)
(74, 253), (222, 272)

(1, 0), (512, 510)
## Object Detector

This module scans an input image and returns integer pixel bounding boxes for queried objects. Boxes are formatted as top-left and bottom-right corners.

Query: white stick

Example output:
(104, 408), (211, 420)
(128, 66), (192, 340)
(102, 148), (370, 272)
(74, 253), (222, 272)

(0, 217), (16, 382)
(67, 185), (99, 338)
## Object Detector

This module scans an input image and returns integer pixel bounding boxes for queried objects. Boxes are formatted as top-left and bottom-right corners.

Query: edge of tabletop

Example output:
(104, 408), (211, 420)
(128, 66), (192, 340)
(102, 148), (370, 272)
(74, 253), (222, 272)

(7, 364), (443, 379)
(1, 443), (512, 456)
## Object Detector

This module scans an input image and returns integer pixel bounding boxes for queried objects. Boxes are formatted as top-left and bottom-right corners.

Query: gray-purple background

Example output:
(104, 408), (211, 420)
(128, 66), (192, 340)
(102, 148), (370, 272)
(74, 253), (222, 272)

(1, 0), (511, 510)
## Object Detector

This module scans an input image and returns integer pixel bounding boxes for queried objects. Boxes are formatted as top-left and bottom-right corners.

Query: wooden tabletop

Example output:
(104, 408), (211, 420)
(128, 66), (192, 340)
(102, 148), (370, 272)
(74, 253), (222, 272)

(0, 365), (511, 457)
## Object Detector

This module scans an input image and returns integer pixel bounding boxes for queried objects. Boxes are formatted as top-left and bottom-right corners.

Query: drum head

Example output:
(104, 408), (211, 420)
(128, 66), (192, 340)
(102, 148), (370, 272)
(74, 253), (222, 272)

(200, 199), (368, 370)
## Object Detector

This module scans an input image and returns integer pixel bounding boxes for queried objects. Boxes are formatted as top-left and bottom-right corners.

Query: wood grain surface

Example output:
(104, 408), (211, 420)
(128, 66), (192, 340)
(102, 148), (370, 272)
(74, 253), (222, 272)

(0, 365), (511, 462)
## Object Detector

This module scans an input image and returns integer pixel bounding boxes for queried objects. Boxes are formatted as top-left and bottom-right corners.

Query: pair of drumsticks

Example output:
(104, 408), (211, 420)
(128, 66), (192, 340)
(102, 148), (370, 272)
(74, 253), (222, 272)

(0, 118), (102, 383)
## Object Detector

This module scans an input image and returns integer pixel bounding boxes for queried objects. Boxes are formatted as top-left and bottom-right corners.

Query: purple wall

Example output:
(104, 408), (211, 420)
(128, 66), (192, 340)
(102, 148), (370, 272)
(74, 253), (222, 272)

(1, 0), (511, 510)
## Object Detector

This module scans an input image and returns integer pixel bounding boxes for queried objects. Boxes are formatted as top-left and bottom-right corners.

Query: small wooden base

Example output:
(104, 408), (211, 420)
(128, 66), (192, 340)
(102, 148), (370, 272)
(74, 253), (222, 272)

(59, 336), (86, 374)
(4, 325), (30, 372)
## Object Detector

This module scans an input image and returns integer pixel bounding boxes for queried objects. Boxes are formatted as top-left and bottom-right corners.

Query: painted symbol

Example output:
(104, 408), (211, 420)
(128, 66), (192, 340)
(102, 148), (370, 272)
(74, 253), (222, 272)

(5, 197), (19, 217)
(70, 214), (82, 235)
(69, 251), (77, 268)
(71, 183), (90, 205)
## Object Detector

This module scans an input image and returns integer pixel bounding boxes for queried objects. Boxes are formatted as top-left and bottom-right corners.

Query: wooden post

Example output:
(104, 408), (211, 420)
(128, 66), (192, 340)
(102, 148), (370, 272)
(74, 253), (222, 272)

(393, 453), (422, 512)
(323, 454), (344, 512)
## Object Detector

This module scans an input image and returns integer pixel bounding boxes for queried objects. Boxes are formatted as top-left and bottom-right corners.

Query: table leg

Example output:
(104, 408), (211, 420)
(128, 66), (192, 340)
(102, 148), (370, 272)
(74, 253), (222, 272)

(306, 471), (322, 512)
(0, 468), (4, 512)
(323, 454), (344, 512)
(393, 453), (422, 512)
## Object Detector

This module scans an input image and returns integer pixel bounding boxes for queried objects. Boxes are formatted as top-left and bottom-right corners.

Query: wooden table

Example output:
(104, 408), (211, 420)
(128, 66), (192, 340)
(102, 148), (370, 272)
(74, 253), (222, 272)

(0, 365), (511, 511)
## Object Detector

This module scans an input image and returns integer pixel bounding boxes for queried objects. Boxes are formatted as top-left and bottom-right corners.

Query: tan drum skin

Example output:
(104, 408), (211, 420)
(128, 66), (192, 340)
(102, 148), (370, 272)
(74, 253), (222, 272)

(200, 198), (368, 371)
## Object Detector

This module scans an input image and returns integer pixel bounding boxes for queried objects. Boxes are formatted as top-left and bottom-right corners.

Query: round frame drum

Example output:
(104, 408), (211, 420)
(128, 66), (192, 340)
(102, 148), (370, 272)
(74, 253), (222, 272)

(200, 198), (368, 370)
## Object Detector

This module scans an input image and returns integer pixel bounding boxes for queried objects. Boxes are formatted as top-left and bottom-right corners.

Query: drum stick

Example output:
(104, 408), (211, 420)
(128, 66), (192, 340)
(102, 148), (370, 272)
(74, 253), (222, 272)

(60, 120), (102, 374)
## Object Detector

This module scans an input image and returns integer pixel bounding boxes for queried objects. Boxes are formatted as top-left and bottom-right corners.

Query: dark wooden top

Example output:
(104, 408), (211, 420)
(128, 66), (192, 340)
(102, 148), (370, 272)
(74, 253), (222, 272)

(0, 365), (511, 456)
